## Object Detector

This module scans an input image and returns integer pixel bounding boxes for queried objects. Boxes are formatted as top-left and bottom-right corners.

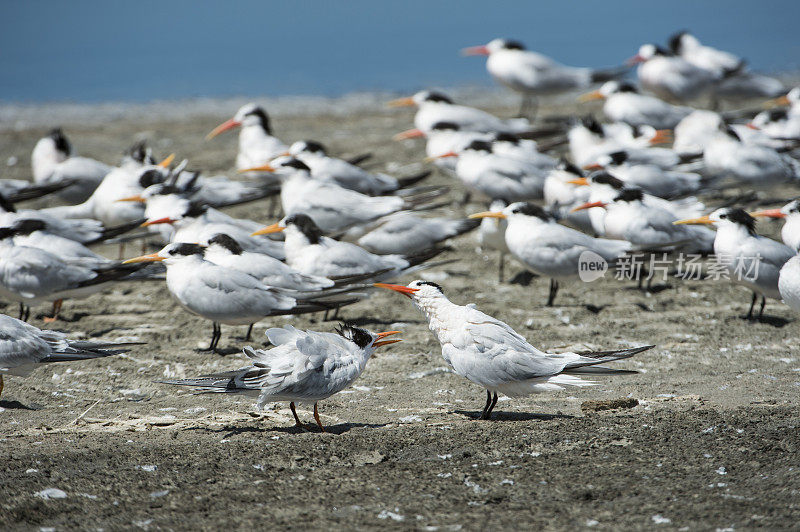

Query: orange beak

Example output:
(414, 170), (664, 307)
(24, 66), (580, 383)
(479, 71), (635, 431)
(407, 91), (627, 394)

(764, 94), (791, 108)
(578, 90), (604, 103)
(566, 177), (590, 186)
(387, 97), (416, 108)
(141, 217), (174, 227)
(571, 201), (606, 212)
(468, 211), (507, 220)
(582, 163), (603, 171)
(157, 153), (175, 168)
(116, 194), (145, 203)
(649, 129), (673, 145)
(373, 282), (420, 298)
(393, 128), (426, 141)
(251, 223), (284, 236)
(206, 118), (242, 140)
(673, 215), (713, 225)
(373, 330), (402, 348)
(424, 151), (458, 163)
(462, 45), (490, 56)
(122, 253), (165, 264)
(750, 208), (786, 219)
(626, 54), (645, 66)
(237, 163), (276, 174)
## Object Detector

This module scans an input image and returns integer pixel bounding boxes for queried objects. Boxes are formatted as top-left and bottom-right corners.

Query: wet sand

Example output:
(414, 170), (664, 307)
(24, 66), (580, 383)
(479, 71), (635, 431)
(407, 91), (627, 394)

(1, 97), (799, 530)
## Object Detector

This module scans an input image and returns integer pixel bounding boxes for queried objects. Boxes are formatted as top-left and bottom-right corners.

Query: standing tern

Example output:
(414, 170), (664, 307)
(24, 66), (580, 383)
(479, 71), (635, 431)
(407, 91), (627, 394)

(0, 314), (137, 399)
(463, 38), (627, 118)
(543, 160), (594, 234)
(162, 324), (399, 431)
(252, 213), (444, 280)
(674, 208), (795, 320)
(123, 243), (356, 352)
(376, 281), (651, 419)
(388, 90), (532, 134)
(579, 80), (693, 129)
(477, 199), (511, 282)
(31, 128), (112, 204)
(470, 202), (632, 306)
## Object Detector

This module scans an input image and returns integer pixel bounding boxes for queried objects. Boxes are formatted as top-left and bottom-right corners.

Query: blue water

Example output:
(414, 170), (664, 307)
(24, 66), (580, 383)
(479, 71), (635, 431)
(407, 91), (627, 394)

(2, 0), (798, 103)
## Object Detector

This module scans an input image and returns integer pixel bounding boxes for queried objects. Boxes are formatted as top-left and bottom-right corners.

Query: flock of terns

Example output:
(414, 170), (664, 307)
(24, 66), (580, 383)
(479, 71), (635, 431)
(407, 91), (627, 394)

(2, 31), (800, 430)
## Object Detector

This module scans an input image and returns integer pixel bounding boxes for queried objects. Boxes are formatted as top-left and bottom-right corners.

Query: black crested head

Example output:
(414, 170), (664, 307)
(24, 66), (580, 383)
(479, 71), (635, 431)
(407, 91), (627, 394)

(127, 140), (153, 164)
(301, 140), (327, 154)
(12, 218), (47, 235)
(501, 39), (526, 50)
(335, 323), (373, 349)
(608, 151), (629, 165)
(185, 201), (209, 218)
(614, 188), (644, 203)
(284, 213), (324, 244)
(207, 233), (243, 255)
(465, 140), (493, 153)
(494, 132), (520, 144)
(557, 158), (583, 176)
(138, 169), (165, 189)
(48, 128), (72, 155)
(0, 193), (16, 213)
(719, 208), (756, 234)
(245, 106), (272, 134)
(510, 202), (551, 222)
(0, 227), (13, 240)
(591, 171), (624, 189)
(170, 243), (205, 257)
(581, 116), (604, 136)
(416, 280), (444, 293)
(787, 198), (800, 214)
(653, 45), (671, 56)
(668, 30), (689, 55)
(766, 108), (789, 122)
(431, 121), (459, 131)
(282, 158), (311, 172)
(616, 81), (638, 93)
(423, 91), (453, 104)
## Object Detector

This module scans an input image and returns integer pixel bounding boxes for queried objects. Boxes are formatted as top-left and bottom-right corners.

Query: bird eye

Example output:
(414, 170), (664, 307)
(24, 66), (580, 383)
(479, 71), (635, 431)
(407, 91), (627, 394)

(719, 214), (727, 219)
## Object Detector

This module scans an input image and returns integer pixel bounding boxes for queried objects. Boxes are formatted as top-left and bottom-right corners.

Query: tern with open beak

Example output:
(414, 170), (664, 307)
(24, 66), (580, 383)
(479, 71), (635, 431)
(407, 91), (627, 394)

(375, 280), (651, 419)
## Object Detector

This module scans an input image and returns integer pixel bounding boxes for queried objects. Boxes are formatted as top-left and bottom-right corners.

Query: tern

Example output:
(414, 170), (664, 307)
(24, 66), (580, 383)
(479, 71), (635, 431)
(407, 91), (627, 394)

(628, 44), (720, 102)
(750, 199), (800, 251)
(356, 211), (479, 256)
(674, 208), (795, 320)
(162, 324), (399, 431)
(568, 116), (675, 168)
(749, 107), (800, 140)
(0, 314), (137, 399)
(397, 121), (491, 174)
(252, 213), (444, 280)
(375, 280), (651, 419)
(543, 160), (594, 234)
(31, 128), (112, 204)
(673, 109), (784, 157)
(579, 80), (693, 129)
(463, 38), (627, 118)
(584, 150), (704, 199)
(206, 103), (288, 178)
(703, 125), (800, 184)
(124, 243), (356, 352)
(477, 199), (511, 282)
(470, 202), (632, 305)
(388, 90), (532, 134)
(287, 140), (429, 195)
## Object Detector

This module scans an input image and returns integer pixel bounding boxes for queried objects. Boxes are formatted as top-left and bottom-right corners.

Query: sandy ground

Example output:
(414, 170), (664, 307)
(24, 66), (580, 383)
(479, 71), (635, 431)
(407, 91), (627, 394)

(1, 97), (799, 530)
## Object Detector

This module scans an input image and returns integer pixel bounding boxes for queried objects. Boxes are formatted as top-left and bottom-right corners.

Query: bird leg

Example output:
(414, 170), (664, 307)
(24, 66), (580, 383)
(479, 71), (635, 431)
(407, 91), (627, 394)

(43, 299), (63, 323)
(498, 252), (505, 283)
(313, 403), (325, 432)
(0, 375), (4, 399)
(117, 243), (126, 261)
(18, 303), (25, 321)
(244, 324), (254, 341)
(487, 392), (499, 419)
(546, 279), (559, 307)
(518, 95), (537, 121)
(201, 322), (222, 352)
(323, 309), (330, 321)
(758, 295), (766, 321)
(480, 390), (492, 420)
(746, 292), (757, 320)
(289, 402), (308, 431)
